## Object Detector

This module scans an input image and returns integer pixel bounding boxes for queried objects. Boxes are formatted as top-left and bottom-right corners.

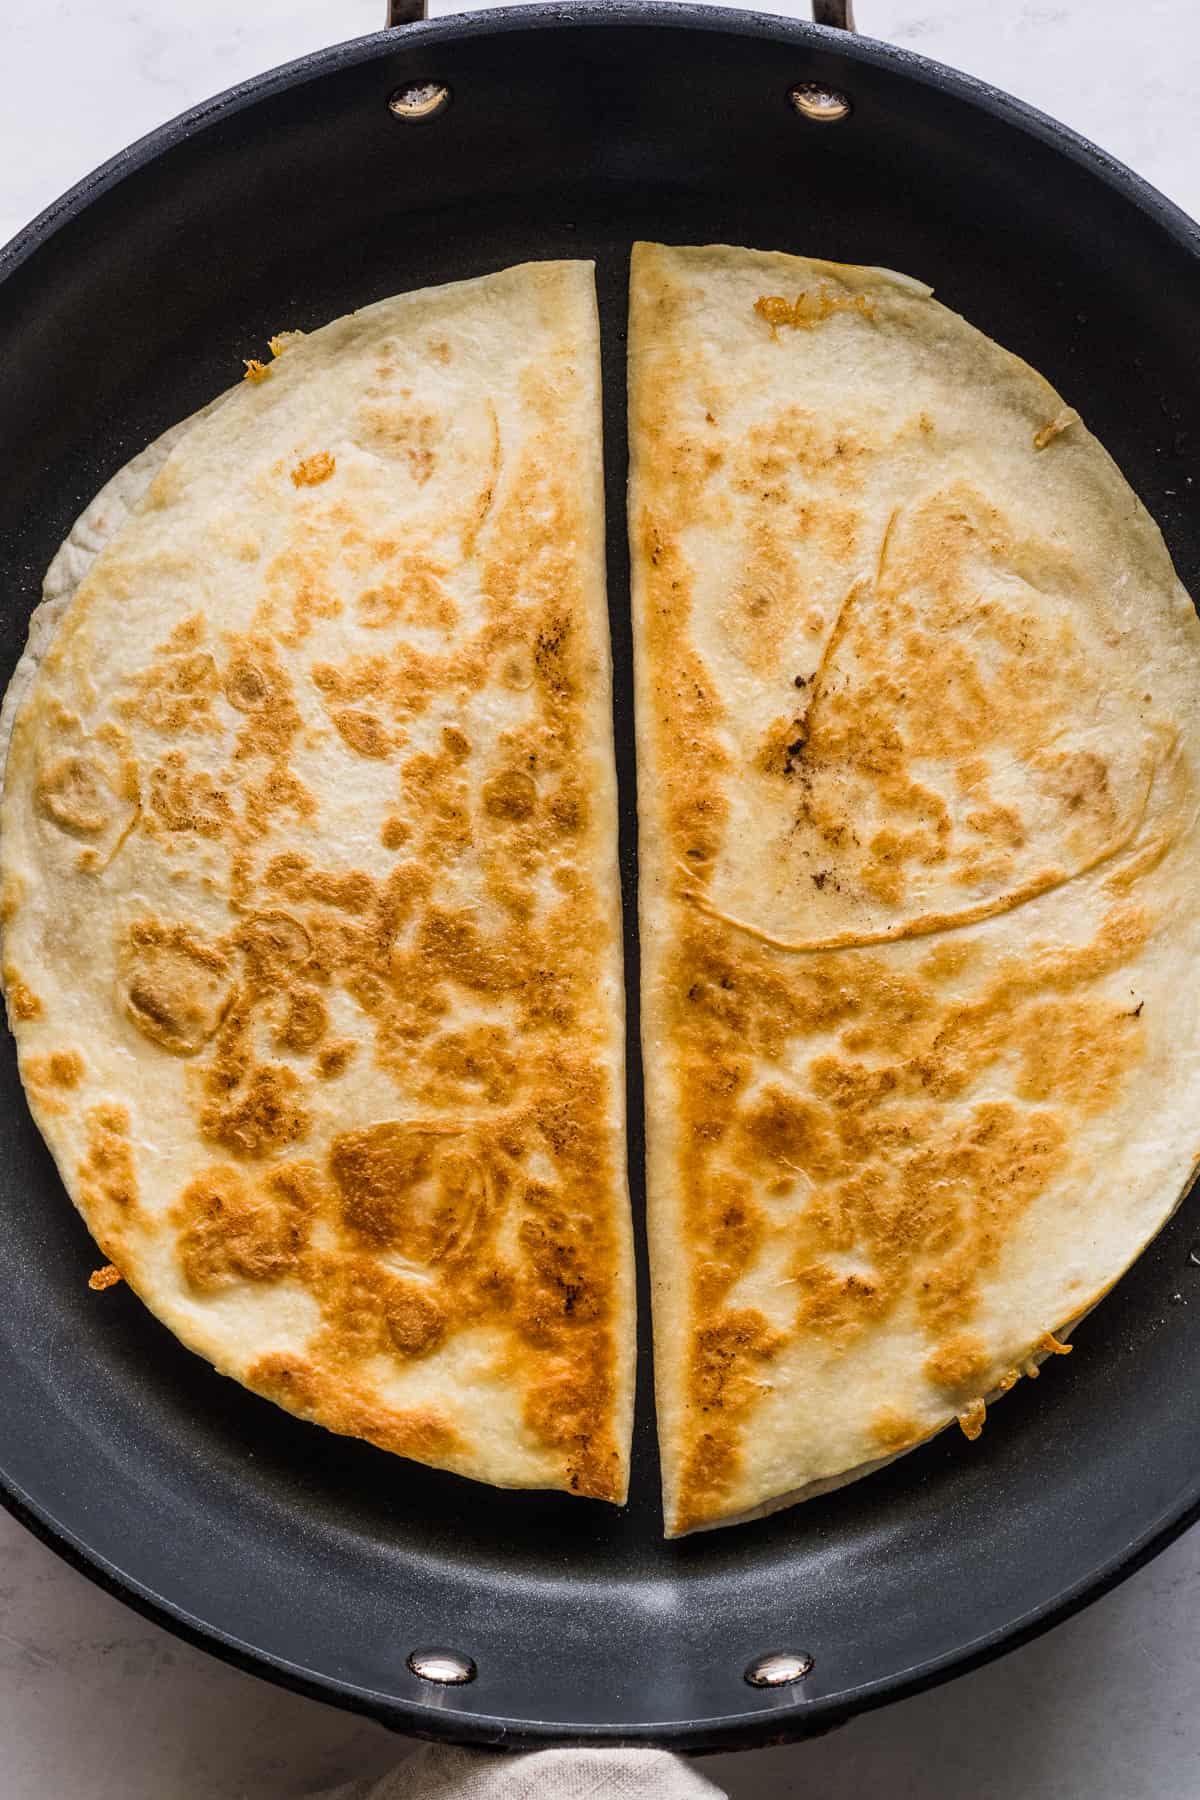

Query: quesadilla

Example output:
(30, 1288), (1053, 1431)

(1, 261), (635, 1502)
(628, 241), (1200, 1533)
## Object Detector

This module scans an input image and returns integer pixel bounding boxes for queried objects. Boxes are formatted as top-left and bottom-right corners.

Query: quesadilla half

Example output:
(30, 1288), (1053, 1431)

(1, 261), (635, 1502)
(628, 242), (1200, 1534)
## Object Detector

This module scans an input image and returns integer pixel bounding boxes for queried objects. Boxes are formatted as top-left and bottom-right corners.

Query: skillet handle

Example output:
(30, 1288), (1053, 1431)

(384, 0), (857, 25)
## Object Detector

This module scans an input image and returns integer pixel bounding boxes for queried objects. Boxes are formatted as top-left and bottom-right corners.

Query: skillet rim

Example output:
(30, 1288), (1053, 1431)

(1, 1), (1199, 1751)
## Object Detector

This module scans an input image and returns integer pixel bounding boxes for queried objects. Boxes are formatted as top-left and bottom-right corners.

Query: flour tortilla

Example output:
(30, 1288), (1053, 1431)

(2, 261), (634, 1502)
(629, 242), (1200, 1534)
(0, 394), (230, 778)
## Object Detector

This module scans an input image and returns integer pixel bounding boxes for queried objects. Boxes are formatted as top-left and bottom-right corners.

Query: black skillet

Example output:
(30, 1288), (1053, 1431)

(1, 0), (1199, 1753)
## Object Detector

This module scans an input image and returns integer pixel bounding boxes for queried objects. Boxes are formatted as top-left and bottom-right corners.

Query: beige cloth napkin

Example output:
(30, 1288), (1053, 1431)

(317, 1744), (727, 1799)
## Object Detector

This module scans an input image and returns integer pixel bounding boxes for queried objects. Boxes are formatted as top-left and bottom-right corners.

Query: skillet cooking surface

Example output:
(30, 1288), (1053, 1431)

(1, 6), (1199, 1750)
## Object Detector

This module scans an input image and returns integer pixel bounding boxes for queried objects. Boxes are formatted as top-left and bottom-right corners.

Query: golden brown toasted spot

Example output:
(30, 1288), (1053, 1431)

(223, 658), (270, 712)
(78, 1102), (138, 1219)
(548, 776), (588, 837)
(282, 588), (343, 649)
(88, 1263), (122, 1291)
(1016, 999), (1142, 1114)
(919, 940), (976, 981)
(306, 866), (373, 911)
(332, 710), (390, 758)
(499, 646), (534, 690)
(119, 650), (218, 734)
(722, 530), (804, 676)
(246, 1351), (461, 1459)
(35, 754), (115, 837)
(512, 1088), (623, 1503)
(386, 1283), (447, 1358)
(262, 543), (344, 649)
(691, 1308), (783, 1411)
(310, 644), (446, 722)
(5, 968), (42, 1021)
(792, 1259), (887, 1340)
(516, 1203), (608, 1341)
(871, 1408), (920, 1453)
(0, 877), (21, 926)
(482, 768), (537, 821)
(200, 1065), (308, 1158)
(673, 1429), (739, 1534)
(235, 910), (311, 980)
(20, 1047), (85, 1114)
(794, 500), (862, 559)
(965, 802), (1026, 850)
(148, 752), (231, 838)
(1037, 749), (1117, 833)
(755, 712), (813, 784)
(811, 1053), (900, 1111)
(380, 816), (410, 850)
(357, 560), (458, 633)
(328, 1122), (486, 1262)
(356, 400), (440, 483)
(165, 615), (206, 652)
(741, 1088), (839, 1176)
(418, 1025), (519, 1109)
(1106, 831), (1175, 894)
(317, 1039), (356, 1078)
(223, 636), (302, 762)
(240, 758), (317, 835)
(676, 1309), (783, 1525)
(230, 854), (254, 909)
(291, 452), (336, 487)
(174, 1162), (311, 1291)
(302, 1250), (389, 1365)
(636, 509), (731, 870)
(274, 987), (328, 1055)
(48, 1049), (83, 1087)
(925, 1332), (989, 1394)
(524, 1359), (622, 1502)
(119, 921), (233, 1055)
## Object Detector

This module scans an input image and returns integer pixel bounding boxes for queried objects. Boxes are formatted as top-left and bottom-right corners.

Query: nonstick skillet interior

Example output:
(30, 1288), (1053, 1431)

(1, 6), (1199, 1749)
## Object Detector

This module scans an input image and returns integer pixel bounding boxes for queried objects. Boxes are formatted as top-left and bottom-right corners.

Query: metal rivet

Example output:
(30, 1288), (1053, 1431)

(744, 1650), (814, 1688)
(407, 1647), (477, 1684)
(1189, 1244), (1200, 1267)
(388, 81), (451, 122)
(789, 83), (852, 123)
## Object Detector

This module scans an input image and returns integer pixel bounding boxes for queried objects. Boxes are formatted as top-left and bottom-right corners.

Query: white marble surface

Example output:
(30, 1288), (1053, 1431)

(3, 2), (1200, 1796)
